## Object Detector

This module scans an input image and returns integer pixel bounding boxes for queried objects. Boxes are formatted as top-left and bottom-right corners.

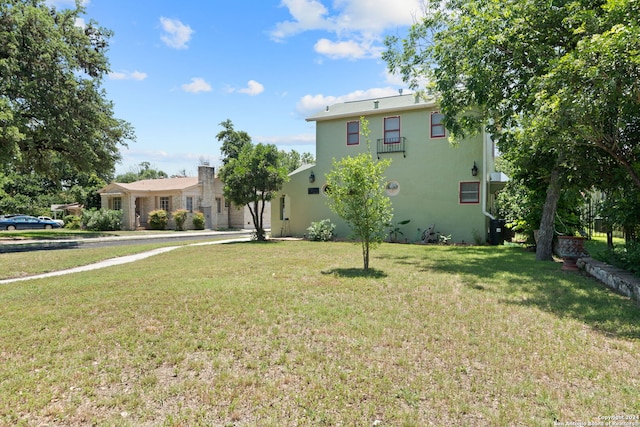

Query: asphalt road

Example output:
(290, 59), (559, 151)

(0, 229), (255, 253)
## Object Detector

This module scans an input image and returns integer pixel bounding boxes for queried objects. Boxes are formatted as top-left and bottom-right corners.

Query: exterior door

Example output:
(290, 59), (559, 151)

(202, 207), (212, 229)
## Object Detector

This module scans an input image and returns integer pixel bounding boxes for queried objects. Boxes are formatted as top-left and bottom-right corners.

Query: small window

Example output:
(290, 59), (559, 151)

(460, 182), (480, 204)
(186, 196), (193, 213)
(384, 116), (400, 143)
(216, 197), (222, 214)
(431, 112), (446, 138)
(347, 120), (359, 145)
(279, 196), (286, 221)
(111, 197), (122, 210)
(160, 197), (170, 211)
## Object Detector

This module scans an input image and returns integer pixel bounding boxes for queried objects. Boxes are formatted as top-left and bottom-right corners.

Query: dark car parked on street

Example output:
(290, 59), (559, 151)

(0, 215), (62, 231)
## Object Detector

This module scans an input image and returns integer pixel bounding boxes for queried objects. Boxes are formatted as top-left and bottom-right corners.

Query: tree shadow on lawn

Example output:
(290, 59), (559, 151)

(321, 268), (387, 278)
(379, 246), (640, 340)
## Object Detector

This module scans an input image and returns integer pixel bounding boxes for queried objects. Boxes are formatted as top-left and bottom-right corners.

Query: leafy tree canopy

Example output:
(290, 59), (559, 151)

(216, 119), (252, 165)
(114, 162), (168, 183)
(325, 117), (393, 271)
(279, 149), (315, 173)
(383, 0), (640, 258)
(0, 0), (134, 178)
(219, 142), (288, 241)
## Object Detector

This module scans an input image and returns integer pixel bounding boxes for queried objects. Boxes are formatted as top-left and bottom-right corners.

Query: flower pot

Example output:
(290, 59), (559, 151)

(555, 236), (587, 271)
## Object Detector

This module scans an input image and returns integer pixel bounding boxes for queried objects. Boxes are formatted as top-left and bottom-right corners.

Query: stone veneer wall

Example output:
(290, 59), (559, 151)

(577, 257), (640, 304)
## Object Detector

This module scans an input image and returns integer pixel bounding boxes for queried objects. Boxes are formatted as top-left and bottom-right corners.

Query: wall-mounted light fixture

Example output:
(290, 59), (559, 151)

(471, 162), (478, 177)
(309, 171), (315, 183)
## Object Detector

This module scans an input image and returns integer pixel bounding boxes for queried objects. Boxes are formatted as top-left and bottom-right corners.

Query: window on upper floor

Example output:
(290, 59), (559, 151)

(459, 182), (480, 204)
(384, 116), (401, 143)
(347, 120), (359, 145)
(431, 112), (446, 138)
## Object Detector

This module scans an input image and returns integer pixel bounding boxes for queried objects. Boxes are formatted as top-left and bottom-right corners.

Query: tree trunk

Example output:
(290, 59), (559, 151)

(362, 240), (370, 271)
(536, 165), (562, 261)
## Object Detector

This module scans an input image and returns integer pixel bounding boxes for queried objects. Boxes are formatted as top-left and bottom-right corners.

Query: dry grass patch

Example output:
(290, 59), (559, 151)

(0, 241), (639, 426)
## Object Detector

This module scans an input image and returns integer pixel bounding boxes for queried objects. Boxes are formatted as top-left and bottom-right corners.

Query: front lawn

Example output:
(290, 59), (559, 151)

(0, 241), (638, 426)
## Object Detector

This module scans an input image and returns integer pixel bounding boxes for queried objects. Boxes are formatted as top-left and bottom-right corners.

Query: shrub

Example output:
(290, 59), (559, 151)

(599, 241), (640, 277)
(83, 209), (122, 231)
(307, 219), (336, 241)
(148, 209), (168, 230)
(64, 215), (82, 230)
(173, 209), (189, 231)
(192, 211), (205, 230)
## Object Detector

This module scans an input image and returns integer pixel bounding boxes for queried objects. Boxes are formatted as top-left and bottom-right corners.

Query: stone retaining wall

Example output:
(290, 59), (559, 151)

(577, 257), (640, 304)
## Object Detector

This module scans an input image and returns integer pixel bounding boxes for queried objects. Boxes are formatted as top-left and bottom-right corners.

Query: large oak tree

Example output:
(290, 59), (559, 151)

(0, 0), (133, 179)
(384, 0), (640, 260)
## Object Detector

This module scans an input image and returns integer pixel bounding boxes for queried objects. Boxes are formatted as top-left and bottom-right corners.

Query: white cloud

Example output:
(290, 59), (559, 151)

(238, 80), (265, 96)
(159, 17), (194, 50)
(181, 78), (212, 94)
(296, 87), (402, 116)
(271, 0), (423, 60)
(109, 70), (148, 81)
(255, 133), (316, 146)
(314, 38), (382, 59)
(271, 0), (330, 40)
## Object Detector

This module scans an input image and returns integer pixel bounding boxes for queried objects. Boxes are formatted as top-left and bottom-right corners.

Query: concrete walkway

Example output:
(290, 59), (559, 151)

(0, 237), (250, 285)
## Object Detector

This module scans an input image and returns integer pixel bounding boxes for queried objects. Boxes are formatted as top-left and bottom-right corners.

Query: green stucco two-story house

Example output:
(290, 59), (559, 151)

(272, 93), (507, 244)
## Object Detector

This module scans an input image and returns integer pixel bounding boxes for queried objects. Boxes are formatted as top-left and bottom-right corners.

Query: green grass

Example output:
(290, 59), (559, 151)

(0, 229), (113, 240)
(0, 228), (213, 241)
(1, 241), (639, 426)
(0, 241), (205, 280)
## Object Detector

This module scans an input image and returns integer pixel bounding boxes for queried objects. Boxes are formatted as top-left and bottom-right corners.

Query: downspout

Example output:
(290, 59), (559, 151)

(482, 130), (495, 221)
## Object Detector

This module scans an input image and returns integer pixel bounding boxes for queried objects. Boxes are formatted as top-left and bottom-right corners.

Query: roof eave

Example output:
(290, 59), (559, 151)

(306, 101), (437, 122)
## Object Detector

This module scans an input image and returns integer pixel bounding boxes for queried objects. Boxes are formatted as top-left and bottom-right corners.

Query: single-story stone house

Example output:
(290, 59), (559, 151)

(98, 165), (270, 231)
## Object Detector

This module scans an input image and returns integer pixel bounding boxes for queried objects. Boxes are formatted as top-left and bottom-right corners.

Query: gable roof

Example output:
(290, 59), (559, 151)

(306, 93), (438, 122)
(99, 177), (200, 194)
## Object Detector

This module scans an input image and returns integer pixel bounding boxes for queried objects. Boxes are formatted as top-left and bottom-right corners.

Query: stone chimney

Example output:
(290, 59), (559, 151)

(198, 165), (215, 208)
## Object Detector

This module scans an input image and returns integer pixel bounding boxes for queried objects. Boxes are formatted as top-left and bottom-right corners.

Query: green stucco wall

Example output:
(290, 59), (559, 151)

(273, 101), (497, 244)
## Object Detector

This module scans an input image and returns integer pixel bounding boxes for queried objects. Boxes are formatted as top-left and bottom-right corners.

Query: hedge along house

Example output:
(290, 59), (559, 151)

(98, 165), (270, 231)
(272, 93), (508, 244)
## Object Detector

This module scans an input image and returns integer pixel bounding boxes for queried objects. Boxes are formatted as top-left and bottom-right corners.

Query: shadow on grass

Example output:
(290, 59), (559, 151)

(379, 246), (640, 340)
(321, 268), (387, 278)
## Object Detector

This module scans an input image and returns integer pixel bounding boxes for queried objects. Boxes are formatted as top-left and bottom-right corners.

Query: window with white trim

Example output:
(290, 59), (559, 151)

(347, 120), (359, 145)
(111, 197), (122, 210)
(384, 116), (400, 143)
(160, 197), (170, 211)
(459, 182), (480, 204)
(431, 112), (446, 138)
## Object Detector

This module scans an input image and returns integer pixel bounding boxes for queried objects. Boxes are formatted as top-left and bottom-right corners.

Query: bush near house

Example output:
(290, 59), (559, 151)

(148, 210), (168, 230)
(172, 209), (188, 231)
(192, 211), (205, 230)
(63, 215), (82, 230)
(83, 209), (122, 231)
(307, 219), (336, 241)
(599, 242), (640, 278)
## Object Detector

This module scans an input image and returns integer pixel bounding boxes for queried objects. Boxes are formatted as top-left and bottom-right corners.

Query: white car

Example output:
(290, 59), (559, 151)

(38, 216), (65, 227)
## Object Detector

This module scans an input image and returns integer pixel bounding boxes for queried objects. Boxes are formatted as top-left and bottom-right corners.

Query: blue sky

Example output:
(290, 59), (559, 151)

(49, 0), (423, 177)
